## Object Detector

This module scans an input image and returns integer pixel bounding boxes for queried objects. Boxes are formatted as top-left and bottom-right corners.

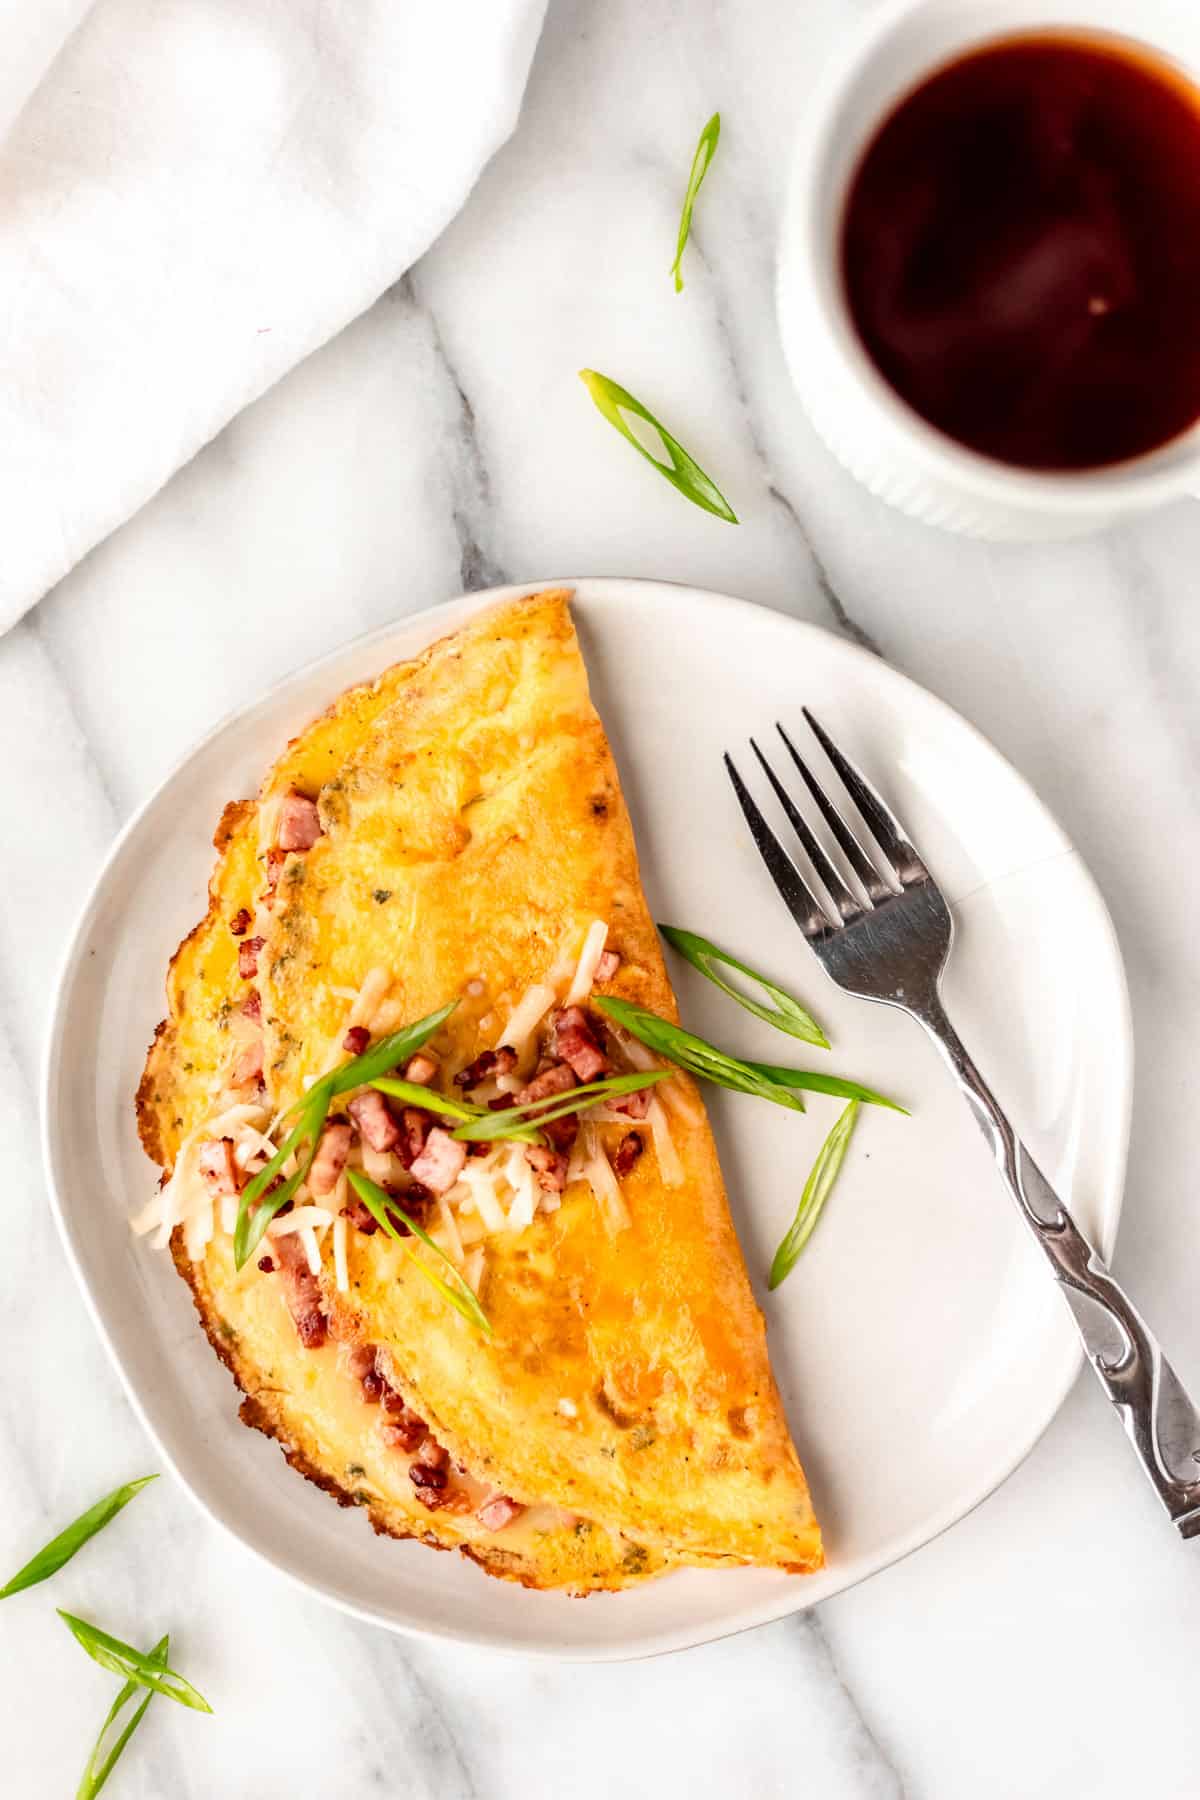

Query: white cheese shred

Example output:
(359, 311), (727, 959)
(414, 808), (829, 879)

(333, 1215), (349, 1293)
(580, 1124), (631, 1235)
(646, 1096), (684, 1186)
(564, 920), (608, 1007)
(499, 982), (557, 1064)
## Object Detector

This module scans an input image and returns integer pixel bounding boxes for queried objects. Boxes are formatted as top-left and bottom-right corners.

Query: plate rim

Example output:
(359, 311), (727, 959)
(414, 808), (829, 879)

(40, 576), (1133, 1661)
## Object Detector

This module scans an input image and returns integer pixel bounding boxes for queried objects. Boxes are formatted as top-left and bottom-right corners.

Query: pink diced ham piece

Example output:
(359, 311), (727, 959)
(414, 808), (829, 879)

(553, 1006), (609, 1082)
(476, 1494), (523, 1531)
(409, 1127), (467, 1195)
(197, 1137), (240, 1196)
(594, 949), (621, 982)
(308, 1121), (353, 1197)
(238, 936), (264, 979)
(525, 1144), (568, 1193)
(347, 1089), (401, 1153)
(231, 1037), (264, 1088)
(277, 789), (322, 852)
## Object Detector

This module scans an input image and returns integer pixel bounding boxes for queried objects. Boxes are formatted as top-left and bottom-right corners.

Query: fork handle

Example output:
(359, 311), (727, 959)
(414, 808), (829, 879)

(918, 994), (1200, 1537)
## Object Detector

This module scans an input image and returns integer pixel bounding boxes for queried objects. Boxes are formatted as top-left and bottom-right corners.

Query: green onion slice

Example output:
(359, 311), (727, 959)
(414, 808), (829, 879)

(768, 1101), (860, 1288)
(593, 998), (806, 1112)
(233, 1092), (330, 1270)
(579, 371), (738, 524)
(658, 925), (827, 1046)
(58, 1613), (213, 1714)
(451, 1071), (669, 1142)
(0, 1476), (157, 1601)
(370, 1078), (483, 1121)
(670, 111), (721, 292)
(76, 1634), (169, 1799)
(282, 1002), (459, 1120)
(346, 1171), (493, 1339)
(744, 1060), (906, 1113)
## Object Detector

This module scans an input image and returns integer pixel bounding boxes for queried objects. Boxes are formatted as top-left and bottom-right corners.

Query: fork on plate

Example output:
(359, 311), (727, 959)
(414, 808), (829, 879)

(727, 710), (1200, 1537)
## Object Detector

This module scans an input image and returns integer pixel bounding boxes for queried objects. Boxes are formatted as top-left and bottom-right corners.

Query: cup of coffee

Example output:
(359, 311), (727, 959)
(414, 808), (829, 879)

(777, 0), (1200, 538)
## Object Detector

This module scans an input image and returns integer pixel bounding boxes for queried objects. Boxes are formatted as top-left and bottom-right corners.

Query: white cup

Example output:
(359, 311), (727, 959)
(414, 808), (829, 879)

(777, 0), (1200, 539)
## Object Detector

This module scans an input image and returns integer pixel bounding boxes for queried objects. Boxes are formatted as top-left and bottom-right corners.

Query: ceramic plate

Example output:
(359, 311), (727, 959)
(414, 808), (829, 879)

(43, 579), (1131, 1660)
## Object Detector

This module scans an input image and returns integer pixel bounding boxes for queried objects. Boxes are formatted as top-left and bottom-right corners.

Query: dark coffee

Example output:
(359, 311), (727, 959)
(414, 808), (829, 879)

(841, 33), (1200, 470)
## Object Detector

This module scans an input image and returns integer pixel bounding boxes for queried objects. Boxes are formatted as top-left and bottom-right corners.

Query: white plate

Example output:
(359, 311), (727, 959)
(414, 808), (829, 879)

(42, 579), (1131, 1660)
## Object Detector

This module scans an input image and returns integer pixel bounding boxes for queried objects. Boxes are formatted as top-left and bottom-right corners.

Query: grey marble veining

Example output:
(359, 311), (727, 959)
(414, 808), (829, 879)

(6, 0), (1200, 1792)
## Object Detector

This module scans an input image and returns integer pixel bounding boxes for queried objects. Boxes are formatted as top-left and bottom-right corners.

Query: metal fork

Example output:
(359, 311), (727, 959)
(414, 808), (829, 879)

(727, 710), (1200, 1537)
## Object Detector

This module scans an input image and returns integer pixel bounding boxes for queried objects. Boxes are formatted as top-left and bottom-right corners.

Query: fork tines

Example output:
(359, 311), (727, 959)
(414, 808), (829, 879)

(725, 711), (927, 941)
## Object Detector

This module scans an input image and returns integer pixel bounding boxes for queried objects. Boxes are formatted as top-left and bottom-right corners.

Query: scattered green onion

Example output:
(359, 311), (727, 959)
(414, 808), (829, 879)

(744, 1060), (906, 1113)
(579, 371), (738, 524)
(593, 998), (806, 1112)
(768, 1101), (860, 1288)
(235, 1001), (459, 1268)
(233, 1093), (330, 1270)
(451, 1071), (670, 1143)
(58, 1613), (213, 1714)
(346, 1171), (493, 1339)
(282, 1002), (460, 1121)
(370, 1078), (483, 1122)
(670, 111), (721, 292)
(0, 1476), (157, 1600)
(658, 925), (827, 1047)
(75, 1634), (169, 1799)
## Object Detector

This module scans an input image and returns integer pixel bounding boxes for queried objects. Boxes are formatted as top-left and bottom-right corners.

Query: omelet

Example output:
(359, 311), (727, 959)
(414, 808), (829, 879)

(135, 589), (822, 1591)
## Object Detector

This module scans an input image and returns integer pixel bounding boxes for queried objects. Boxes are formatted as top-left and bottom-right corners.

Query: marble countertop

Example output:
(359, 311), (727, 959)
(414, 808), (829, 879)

(6, 0), (1200, 1792)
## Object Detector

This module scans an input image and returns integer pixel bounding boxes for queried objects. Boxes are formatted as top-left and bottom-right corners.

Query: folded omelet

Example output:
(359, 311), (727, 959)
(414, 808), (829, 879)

(135, 589), (822, 1591)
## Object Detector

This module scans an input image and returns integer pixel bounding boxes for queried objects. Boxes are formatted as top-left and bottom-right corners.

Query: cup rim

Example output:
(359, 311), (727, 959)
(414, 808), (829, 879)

(779, 0), (1200, 516)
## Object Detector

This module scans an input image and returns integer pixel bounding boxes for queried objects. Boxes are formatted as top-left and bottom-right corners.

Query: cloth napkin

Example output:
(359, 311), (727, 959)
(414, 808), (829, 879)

(0, 0), (548, 634)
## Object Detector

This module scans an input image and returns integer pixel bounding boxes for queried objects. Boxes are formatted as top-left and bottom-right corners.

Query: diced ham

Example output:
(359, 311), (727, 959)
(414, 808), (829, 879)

(409, 1128), (467, 1195)
(361, 1371), (384, 1404)
(525, 1144), (569, 1194)
(543, 1112), (579, 1154)
(594, 949), (621, 983)
(277, 789), (322, 852)
(404, 1051), (440, 1086)
(229, 907), (252, 937)
(273, 1232), (327, 1349)
(197, 1137), (240, 1196)
(347, 1090), (402, 1153)
(610, 1087), (650, 1120)
(238, 937), (264, 979)
(476, 1494), (524, 1532)
(614, 1130), (645, 1177)
(400, 1109), (433, 1167)
(514, 1062), (577, 1107)
(381, 1411), (426, 1453)
(409, 1461), (448, 1494)
(454, 1045), (517, 1089)
(383, 1183), (432, 1236)
(264, 848), (287, 890)
(241, 987), (262, 1023)
(414, 1436), (449, 1471)
(342, 1025), (370, 1056)
(553, 1007), (609, 1082)
(231, 1037), (264, 1088)
(308, 1121), (353, 1197)
(347, 1344), (378, 1380)
(341, 1196), (378, 1235)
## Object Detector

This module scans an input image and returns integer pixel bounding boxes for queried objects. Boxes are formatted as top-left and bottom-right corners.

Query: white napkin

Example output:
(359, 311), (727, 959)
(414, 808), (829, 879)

(0, 0), (547, 634)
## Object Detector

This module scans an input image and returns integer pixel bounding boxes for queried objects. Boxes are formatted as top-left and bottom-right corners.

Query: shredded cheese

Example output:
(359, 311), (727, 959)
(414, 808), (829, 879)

(564, 920), (609, 1006)
(499, 982), (557, 1063)
(463, 1246), (486, 1294)
(505, 1145), (538, 1232)
(436, 1197), (466, 1266)
(268, 1206), (334, 1235)
(333, 1215), (349, 1293)
(299, 1224), (322, 1276)
(646, 1097), (683, 1186)
(457, 1154), (508, 1234)
(579, 1124), (631, 1234)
